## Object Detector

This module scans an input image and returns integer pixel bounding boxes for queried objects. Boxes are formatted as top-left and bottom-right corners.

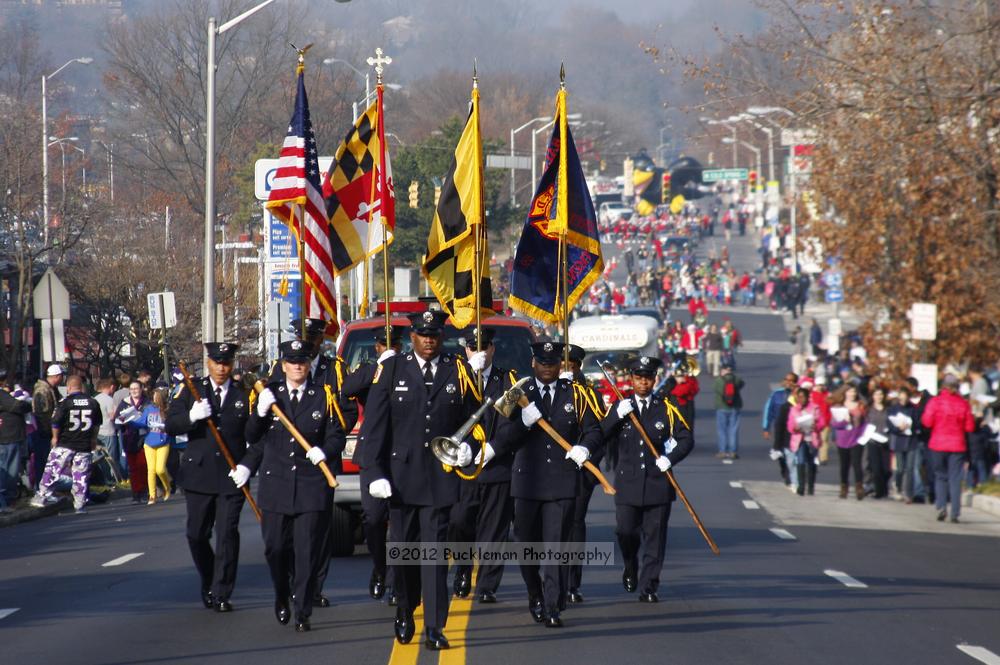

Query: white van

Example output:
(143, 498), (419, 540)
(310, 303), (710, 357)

(568, 314), (661, 383)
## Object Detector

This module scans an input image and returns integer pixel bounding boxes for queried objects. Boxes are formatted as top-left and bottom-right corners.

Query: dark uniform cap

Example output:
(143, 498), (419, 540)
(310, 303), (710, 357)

(407, 310), (448, 336)
(462, 326), (496, 348)
(205, 342), (239, 362)
(375, 325), (403, 345)
(567, 344), (586, 363)
(630, 355), (662, 376)
(279, 339), (315, 363)
(290, 318), (330, 339)
(530, 341), (565, 364)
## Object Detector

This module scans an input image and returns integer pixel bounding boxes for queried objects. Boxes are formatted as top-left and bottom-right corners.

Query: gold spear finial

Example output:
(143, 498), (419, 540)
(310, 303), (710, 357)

(560, 62), (566, 90)
(473, 58), (478, 89)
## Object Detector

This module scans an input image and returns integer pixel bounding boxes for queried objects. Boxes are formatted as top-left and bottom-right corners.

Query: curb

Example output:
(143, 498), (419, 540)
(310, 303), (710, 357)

(968, 492), (1000, 518)
(0, 487), (133, 529)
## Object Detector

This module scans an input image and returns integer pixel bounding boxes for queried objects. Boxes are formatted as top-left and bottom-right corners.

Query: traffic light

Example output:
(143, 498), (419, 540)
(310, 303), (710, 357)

(661, 172), (671, 202)
(434, 184), (441, 207)
(408, 181), (419, 208)
(748, 170), (758, 190)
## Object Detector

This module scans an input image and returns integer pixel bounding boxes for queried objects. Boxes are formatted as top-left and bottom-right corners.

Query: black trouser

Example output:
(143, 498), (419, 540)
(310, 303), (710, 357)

(867, 443), (891, 498)
(312, 496), (334, 598)
(838, 446), (864, 485)
(361, 482), (392, 584)
(184, 490), (245, 601)
(390, 504), (450, 630)
(448, 479), (480, 587)
(514, 497), (574, 615)
(261, 509), (330, 620)
(616, 502), (672, 594)
(474, 481), (513, 594)
(568, 481), (596, 591)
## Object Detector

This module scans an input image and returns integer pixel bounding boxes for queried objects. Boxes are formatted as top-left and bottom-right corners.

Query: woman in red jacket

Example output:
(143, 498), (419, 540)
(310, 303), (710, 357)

(920, 374), (975, 523)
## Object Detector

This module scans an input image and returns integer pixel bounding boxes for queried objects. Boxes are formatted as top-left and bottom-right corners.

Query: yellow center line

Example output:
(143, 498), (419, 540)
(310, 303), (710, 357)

(439, 564), (477, 665)
(388, 604), (424, 665)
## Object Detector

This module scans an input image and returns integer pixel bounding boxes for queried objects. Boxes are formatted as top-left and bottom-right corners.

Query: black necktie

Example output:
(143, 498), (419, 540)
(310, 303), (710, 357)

(638, 399), (646, 417)
(423, 362), (434, 391)
(542, 385), (552, 414)
(215, 387), (223, 407)
(290, 388), (300, 409)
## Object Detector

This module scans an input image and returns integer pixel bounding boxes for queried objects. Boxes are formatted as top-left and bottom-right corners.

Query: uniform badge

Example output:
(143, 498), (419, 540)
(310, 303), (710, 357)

(307, 389), (315, 395)
(219, 343), (229, 352)
(291, 340), (302, 351)
(373, 365), (383, 384)
(446, 383), (456, 394)
(665, 437), (678, 453)
(640, 357), (650, 367)
(422, 311), (434, 323)
(543, 342), (553, 353)
(234, 400), (244, 410)
(311, 410), (322, 420)
(655, 421), (665, 431)
(564, 403), (575, 413)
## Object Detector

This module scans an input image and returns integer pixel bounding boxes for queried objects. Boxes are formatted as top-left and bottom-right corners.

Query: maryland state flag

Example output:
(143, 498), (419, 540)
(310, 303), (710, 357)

(421, 86), (493, 329)
(321, 91), (395, 275)
(509, 88), (603, 324)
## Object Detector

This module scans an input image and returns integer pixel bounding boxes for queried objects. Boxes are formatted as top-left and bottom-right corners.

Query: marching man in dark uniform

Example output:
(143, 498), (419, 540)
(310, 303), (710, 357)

(449, 326), (521, 603)
(341, 326), (402, 602)
(166, 342), (250, 612)
(602, 356), (693, 602)
(230, 339), (346, 633)
(359, 310), (481, 650)
(562, 344), (607, 604)
(509, 341), (602, 628)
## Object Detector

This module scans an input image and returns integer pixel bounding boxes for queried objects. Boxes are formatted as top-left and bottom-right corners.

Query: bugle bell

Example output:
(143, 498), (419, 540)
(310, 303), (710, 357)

(430, 396), (494, 468)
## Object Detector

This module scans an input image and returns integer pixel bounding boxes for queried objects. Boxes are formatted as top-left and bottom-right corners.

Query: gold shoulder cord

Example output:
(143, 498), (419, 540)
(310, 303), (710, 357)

(248, 389), (257, 414)
(324, 384), (347, 431)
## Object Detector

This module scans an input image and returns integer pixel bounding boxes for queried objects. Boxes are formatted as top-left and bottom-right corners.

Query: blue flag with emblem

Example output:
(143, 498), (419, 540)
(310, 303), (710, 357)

(508, 88), (603, 324)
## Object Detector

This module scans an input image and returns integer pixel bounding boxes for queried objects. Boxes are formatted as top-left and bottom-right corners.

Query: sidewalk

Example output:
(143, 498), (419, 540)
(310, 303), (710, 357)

(0, 485), (132, 529)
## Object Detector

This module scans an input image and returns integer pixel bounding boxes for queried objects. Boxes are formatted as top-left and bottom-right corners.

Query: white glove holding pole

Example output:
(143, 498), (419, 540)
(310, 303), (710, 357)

(559, 370), (574, 381)
(256, 388), (276, 417)
(369, 478), (392, 499)
(655, 455), (672, 472)
(616, 400), (635, 419)
(306, 447), (326, 465)
(468, 351), (488, 373)
(474, 442), (496, 466)
(188, 398), (212, 422)
(455, 442), (473, 467)
(229, 464), (251, 488)
(521, 402), (543, 428)
(378, 349), (397, 364)
(566, 445), (590, 468)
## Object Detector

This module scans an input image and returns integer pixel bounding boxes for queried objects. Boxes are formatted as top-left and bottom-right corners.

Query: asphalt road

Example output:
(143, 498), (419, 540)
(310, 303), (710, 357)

(3, 228), (999, 665)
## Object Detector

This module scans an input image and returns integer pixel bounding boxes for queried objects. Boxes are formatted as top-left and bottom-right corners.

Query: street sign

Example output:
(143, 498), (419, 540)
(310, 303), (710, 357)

(825, 270), (843, 288)
(32, 269), (70, 320)
(40, 319), (66, 362)
(824, 288), (843, 304)
(263, 210), (298, 261)
(702, 168), (748, 183)
(780, 128), (819, 146)
(911, 363), (939, 395)
(255, 157), (334, 200)
(910, 302), (937, 341)
(147, 291), (177, 329)
(485, 154), (531, 170)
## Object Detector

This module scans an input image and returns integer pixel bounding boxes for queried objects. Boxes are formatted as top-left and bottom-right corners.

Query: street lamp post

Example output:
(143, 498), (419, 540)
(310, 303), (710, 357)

(324, 57), (369, 123)
(95, 140), (114, 201)
(702, 118), (738, 167)
(530, 114), (582, 196)
(724, 137), (763, 227)
(42, 57), (92, 250)
(510, 116), (548, 206)
(748, 106), (799, 274)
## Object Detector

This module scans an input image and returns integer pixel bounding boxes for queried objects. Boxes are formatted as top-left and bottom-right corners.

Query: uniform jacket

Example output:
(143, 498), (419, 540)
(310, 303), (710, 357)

(270, 354), (359, 434)
(243, 378), (346, 514)
(166, 377), (251, 495)
(341, 361), (378, 409)
(358, 352), (480, 508)
(466, 364), (521, 485)
(921, 390), (974, 453)
(602, 394), (693, 506)
(507, 378), (603, 501)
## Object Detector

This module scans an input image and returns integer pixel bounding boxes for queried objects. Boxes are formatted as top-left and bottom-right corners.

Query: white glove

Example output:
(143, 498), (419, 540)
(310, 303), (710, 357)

(188, 398), (212, 422)
(306, 447), (326, 465)
(369, 478), (392, 499)
(616, 400), (635, 419)
(566, 445), (590, 468)
(455, 442), (473, 467)
(229, 464), (251, 488)
(468, 351), (487, 373)
(256, 388), (276, 417)
(655, 455), (672, 472)
(474, 442), (496, 466)
(559, 370), (574, 381)
(378, 349), (397, 363)
(521, 402), (543, 428)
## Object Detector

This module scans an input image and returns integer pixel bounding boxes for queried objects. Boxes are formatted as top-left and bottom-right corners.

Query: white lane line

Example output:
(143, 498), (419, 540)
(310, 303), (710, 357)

(824, 569), (868, 588)
(102, 552), (144, 568)
(722, 459), (734, 465)
(729, 481), (743, 488)
(742, 500), (760, 510)
(0, 608), (19, 620)
(770, 528), (796, 540)
(957, 645), (1000, 665)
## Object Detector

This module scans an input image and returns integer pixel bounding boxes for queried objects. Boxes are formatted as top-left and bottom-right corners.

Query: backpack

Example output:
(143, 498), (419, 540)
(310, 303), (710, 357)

(722, 375), (738, 407)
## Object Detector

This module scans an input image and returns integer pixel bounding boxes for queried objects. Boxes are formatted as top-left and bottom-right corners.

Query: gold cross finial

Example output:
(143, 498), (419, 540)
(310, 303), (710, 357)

(367, 47), (393, 85)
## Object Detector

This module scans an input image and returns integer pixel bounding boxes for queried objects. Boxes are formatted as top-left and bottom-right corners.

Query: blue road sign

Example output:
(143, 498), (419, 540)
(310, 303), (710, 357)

(265, 211), (298, 261)
(268, 271), (302, 323)
(825, 287), (844, 303)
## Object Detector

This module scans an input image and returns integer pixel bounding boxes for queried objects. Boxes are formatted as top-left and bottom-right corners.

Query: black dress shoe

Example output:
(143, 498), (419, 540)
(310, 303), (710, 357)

(623, 569), (637, 593)
(453, 570), (471, 598)
(313, 594), (330, 608)
(369, 572), (386, 600)
(528, 597), (545, 623)
(477, 590), (497, 603)
(424, 627), (450, 650)
(274, 599), (291, 625)
(567, 588), (584, 604)
(200, 588), (213, 609)
(387, 589), (398, 606)
(639, 592), (659, 603)
(295, 617), (311, 632)
(214, 599), (233, 613)
(545, 613), (563, 628)
(394, 607), (415, 644)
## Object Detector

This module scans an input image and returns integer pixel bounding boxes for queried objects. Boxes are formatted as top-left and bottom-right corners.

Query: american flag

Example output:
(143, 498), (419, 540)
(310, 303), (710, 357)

(265, 66), (336, 321)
